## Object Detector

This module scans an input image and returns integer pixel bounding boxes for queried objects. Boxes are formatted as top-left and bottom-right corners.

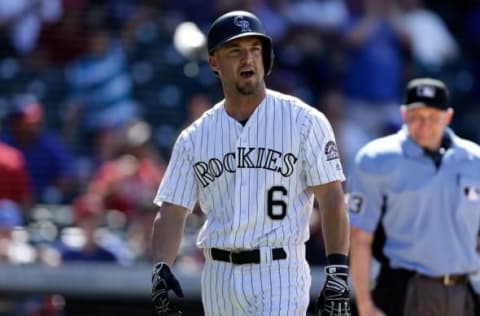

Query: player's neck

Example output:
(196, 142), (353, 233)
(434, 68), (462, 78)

(224, 90), (266, 122)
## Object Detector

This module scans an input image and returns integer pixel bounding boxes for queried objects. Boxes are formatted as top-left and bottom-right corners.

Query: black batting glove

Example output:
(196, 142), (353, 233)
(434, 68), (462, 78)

(152, 262), (184, 315)
(317, 265), (351, 316)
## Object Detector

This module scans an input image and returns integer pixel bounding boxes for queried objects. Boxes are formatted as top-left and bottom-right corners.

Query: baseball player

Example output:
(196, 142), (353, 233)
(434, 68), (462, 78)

(150, 10), (351, 316)
(348, 78), (480, 316)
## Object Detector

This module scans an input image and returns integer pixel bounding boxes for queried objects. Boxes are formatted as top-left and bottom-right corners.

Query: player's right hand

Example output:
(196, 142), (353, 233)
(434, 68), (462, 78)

(317, 265), (351, 316)
(152, 262), (184, 315)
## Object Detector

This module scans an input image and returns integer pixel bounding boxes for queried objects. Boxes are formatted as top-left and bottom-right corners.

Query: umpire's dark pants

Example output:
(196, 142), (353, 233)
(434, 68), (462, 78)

(372, 266), (478, 316)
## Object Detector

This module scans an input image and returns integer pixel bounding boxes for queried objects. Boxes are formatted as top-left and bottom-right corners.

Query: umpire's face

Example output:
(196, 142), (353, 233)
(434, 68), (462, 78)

(208, 36), (266, 96)
(401, 106), (453, 151)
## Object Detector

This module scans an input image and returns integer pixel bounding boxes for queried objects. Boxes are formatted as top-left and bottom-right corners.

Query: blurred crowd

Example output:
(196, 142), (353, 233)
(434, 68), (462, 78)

(0, 0), (480, 303)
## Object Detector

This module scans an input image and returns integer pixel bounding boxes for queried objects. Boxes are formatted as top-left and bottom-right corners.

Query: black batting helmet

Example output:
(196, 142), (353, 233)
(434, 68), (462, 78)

(207, 10), (274, 76)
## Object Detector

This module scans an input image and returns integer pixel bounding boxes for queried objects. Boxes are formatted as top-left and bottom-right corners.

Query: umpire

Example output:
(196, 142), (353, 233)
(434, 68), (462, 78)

(348, 78), (480, 316)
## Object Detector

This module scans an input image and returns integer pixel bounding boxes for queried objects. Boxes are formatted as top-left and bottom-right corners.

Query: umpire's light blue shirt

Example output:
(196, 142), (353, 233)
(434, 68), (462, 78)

(348, 126), (480, 276)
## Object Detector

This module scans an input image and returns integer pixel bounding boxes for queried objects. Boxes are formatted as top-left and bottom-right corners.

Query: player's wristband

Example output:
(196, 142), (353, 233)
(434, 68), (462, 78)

(326, 253), (348, 266)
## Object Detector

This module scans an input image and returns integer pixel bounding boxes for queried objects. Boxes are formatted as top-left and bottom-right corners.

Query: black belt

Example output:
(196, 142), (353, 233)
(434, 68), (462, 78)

(415, 273), (469, 286)
(210, 247), (287, 264)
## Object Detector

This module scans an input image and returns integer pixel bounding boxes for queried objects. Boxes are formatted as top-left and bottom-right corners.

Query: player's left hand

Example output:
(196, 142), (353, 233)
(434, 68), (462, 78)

(317, 265), (351, 316)
(152, 262), (184, 315)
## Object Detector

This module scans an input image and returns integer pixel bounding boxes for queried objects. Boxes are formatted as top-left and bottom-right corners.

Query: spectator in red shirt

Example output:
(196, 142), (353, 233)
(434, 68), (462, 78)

(87, 120), (165, 220)
(86, 120), (166, 260)
(0, 141), (32, 210)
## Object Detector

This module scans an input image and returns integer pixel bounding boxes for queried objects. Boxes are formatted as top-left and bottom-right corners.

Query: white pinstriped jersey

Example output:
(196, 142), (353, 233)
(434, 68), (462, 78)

(154, 89), (345, 250)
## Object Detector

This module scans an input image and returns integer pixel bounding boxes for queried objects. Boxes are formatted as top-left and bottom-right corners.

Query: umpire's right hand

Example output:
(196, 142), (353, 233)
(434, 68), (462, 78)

(152, 262), (184, 315)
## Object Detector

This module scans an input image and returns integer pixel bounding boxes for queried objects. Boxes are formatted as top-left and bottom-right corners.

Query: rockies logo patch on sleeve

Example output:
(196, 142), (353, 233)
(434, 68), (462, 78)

(324, 141), (340, 161)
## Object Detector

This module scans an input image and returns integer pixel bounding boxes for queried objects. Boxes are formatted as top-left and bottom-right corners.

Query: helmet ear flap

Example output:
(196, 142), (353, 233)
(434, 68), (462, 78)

(261, 37), (274, 76)
(207, 10), (274, 76)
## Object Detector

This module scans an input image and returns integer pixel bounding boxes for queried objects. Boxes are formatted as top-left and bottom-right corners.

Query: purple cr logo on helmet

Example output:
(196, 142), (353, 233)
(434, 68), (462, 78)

(207, 10), (274, 76)
(233, 16), (252, 33)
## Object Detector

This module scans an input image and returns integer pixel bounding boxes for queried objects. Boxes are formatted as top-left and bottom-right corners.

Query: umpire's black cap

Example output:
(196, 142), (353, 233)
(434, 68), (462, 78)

(404, 78), (450, 110)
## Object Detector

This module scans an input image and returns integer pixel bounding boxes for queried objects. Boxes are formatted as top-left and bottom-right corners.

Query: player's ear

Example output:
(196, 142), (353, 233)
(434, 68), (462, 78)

(209, 55), (220, 73)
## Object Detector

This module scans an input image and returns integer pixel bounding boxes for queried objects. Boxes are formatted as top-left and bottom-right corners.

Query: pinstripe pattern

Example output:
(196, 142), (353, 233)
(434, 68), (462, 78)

(154, 89), (345, 314)
(202, 245), (310, 316)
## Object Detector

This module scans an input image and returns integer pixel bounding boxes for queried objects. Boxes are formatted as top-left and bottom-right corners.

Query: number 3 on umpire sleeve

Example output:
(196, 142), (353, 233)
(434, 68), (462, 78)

(348, 193), (364, 214)
(267, 186), (287, 219)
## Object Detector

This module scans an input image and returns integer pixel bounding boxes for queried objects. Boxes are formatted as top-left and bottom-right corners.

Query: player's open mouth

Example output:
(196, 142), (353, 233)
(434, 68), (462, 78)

(240, 70), (255, 78)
